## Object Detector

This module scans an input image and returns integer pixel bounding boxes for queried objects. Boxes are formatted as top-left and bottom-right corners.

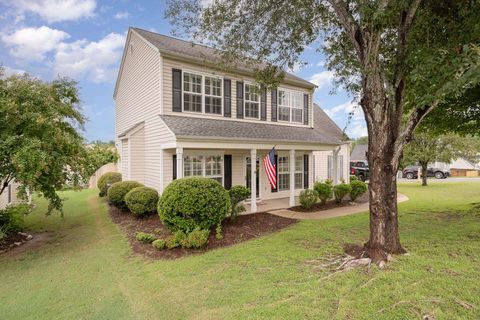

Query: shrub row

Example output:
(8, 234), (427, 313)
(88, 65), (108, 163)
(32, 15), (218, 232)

(299, 179), (368, 209)
(0, 204), (31, 239)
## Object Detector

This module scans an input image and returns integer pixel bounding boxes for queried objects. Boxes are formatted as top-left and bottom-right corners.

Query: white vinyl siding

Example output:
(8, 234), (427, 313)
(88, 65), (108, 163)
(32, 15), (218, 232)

(327, 155), (333, 180)
(129, 127), (145, 183)
(121, 139), (129, 180)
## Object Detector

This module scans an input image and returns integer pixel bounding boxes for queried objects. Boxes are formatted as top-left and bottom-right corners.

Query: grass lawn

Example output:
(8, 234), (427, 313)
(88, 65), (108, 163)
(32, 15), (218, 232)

(1, 182), (479, 319)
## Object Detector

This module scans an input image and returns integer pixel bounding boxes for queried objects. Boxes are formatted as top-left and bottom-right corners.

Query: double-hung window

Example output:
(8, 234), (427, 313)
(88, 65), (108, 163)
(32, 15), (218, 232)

(244, 84), (260, 119)
(183, 154), (224, 185)
(205, 76), (222, 115)
(183, 72), (223, 115)
(295, 155), (304, 189)
(278, 156), (290, 191)
(183, 72), (202, 113)
(278, 89), (304, 124)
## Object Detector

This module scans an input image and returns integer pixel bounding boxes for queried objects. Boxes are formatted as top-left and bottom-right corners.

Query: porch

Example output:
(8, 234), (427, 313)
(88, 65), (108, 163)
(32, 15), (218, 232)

(164, 139), (343, 213)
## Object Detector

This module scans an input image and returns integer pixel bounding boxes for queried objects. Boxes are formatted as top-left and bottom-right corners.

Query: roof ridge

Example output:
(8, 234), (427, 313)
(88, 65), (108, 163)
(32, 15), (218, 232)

(131, 27), (215, 51)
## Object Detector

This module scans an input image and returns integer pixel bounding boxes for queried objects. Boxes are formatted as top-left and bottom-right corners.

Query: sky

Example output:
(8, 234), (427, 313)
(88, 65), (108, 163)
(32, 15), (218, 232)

(0, 0), (367, 142)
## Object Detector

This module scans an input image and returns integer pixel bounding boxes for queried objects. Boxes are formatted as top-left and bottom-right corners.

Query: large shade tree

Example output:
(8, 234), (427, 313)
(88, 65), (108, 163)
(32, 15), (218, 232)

(0, 69), (88, 213)
(166, 0), (480, 260)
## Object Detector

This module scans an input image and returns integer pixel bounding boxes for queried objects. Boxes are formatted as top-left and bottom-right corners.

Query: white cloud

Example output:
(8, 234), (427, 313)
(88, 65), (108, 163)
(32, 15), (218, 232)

(114, 11), (129, 19)
(325, 100), (367, 138)
(1, 26), (69, 62)
(13, 0), (96, 23)
(347, 123), (368, 138)
(308, 70), (335, 89)
(1, 66), (26, 77)
(53, 33), (126, 83)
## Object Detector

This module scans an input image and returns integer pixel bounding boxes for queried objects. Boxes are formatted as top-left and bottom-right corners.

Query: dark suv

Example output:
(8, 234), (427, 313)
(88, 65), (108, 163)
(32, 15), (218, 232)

(402, 166), (450, 179)
(350, 161), (369, 181)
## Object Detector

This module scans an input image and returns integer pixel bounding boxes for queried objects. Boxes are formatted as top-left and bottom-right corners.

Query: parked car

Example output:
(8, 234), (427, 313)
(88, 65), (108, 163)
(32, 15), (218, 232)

(350, 161), (369, 181)
(402, 166), (450, 179)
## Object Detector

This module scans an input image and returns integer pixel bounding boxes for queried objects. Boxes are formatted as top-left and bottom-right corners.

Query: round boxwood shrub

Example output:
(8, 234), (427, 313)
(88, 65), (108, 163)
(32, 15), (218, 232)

(333, 182), (352, 204)
(125, 187), (159, 217)
(299, 189), (318, 209)
(97, 172), (122, 197)
(158, 177), (231, 233)
(349, 180), (368, 201)
(314, 180), (333, 205)
(107, 181), (144, 210)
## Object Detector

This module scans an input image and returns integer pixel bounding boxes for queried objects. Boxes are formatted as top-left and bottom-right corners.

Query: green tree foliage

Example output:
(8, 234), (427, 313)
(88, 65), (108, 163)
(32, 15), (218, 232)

(84, 142), (119, 178)
(402, 132), (480, 186)
(0, 69), (88, 213)
(166, 0), (480, 255)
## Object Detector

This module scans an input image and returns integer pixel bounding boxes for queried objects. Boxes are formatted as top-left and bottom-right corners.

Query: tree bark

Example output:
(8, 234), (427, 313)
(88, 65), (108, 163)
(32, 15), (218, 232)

(420, 163), (428, 186)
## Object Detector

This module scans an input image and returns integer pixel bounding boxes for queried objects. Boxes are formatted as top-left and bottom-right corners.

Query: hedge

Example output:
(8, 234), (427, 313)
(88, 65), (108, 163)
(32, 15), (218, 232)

(107, 181), (144, 210)
(125, 187), (159, 217)
(97, 172), (122, 197)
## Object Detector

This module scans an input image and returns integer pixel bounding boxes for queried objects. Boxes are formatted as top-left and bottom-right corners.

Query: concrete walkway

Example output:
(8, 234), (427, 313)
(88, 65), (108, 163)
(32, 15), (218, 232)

(269, 193), (409, 220)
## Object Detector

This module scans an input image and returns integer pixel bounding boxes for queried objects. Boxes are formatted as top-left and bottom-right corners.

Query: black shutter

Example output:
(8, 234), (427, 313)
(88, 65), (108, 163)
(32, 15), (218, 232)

(303, 93), (309, 125)
(224, 155), (232, 189)
(260, 88), (267, 121)
(224, 79), (231, 117)
(271, 155), (278, 192)
(304, 154), (309, 189)
(271, 89), (277, 122)
(172, 69), (182, 112)
(172, 155), (177, 180)
(236, 81), (244, 119)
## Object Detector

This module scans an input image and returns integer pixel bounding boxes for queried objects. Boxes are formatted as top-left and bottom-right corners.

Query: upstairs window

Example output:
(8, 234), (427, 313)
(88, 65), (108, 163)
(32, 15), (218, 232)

(278, 89), (303, 124)
(205, 76), (222, 115)
(183, 72), (223, 115)
(183, 72), (202, 113)
(244, 84), (260, 119)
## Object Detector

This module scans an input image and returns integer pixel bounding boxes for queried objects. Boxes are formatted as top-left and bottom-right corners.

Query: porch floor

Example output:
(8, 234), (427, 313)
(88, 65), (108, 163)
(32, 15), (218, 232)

(244, 197), (299, 214)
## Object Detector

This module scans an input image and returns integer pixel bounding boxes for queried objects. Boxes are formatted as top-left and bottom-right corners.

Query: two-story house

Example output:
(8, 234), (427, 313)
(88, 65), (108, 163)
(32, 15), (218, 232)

(114, 28), (349, 213)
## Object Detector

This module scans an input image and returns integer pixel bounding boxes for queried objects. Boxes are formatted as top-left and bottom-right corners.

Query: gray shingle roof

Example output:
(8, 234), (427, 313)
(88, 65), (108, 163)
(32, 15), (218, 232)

(132, 27), (315, 89)
(351, 144), (368, 161)
(159, 106), (344, 145)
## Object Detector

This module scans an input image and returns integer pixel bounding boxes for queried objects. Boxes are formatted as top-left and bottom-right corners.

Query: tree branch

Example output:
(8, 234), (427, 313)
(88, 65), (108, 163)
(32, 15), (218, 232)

(0, 174), (13, 196)
(327, 0), (365, 61)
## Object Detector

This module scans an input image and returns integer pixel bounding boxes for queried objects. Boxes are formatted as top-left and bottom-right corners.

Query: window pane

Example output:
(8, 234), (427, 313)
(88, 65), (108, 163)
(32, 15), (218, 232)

(295, 156), (303, 172)
(278, 90), (290, 106)
(278, 156), (289, 173)
(245, 102), (259, 118)
(293, 92), (303, 108)
(205, 96), (222, 114)
(292, 108), (303, 123)
(295, 173), (303, 189)
(279, 106), (290, 121)
(279, 174), (289, 191)
(184, 73), (202, 94)
(184, 93), (202, 112)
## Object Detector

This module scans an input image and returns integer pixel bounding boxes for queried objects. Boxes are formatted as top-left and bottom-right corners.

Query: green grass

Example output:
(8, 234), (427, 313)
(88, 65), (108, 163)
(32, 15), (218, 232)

(1, 182), (479, 319)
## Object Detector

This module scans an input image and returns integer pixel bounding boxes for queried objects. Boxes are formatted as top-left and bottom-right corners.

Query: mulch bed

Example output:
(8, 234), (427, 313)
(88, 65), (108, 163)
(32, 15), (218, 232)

(109, 206), (297, 260)
(289, 193), (369, 212)
(0, 232), (29, 253)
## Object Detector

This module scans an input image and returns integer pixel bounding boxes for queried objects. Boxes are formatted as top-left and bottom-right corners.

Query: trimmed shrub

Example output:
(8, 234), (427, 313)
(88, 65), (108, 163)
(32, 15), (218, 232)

(350, 175), (359, 181)
(299, 189), (318, 209)
(107, 181), (144, 210)
(152, 239), (166, 250)
(228, 185), (251, 220)
(165, 235), (180, 249)
(350, 180), (368, 201)
(125, 187), (159, 217)
(314, 180), (333, 205)
(135, 232), (156, 243)
(333, 182), (352, 204)
(158, 177), (231, 233)
(0, 204), (31, 238)
(97, 172), (122, 197)
(184, 228), (210, 248)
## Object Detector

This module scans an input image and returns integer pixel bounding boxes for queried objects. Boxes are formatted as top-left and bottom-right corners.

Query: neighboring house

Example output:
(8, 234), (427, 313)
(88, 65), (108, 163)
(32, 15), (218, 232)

(433, 158), (480, 177)
(350, 144), (368, 163)
(0, 181), (22, 210)
(114, 27), (349, 212)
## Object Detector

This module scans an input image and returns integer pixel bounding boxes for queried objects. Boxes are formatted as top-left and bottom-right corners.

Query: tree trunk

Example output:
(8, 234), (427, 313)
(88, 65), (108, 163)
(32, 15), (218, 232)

(421, 163), (428, 186)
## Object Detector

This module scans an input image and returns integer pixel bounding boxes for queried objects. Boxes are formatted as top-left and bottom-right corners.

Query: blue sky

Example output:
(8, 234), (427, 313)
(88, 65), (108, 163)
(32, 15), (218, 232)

(0, 0), (366, 142)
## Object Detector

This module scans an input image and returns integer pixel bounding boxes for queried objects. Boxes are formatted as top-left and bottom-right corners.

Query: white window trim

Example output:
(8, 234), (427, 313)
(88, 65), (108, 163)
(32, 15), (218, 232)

(183, 151), (225, 185)
(277, 88), (304, 124)
(243, 82), (261, 120)
(181, 69), (224, 116)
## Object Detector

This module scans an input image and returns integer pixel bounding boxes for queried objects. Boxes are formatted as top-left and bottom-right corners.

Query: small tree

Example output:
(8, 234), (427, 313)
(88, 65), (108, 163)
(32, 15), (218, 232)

(402, 132), (476, 186)
(84, 142), (119, 178)
(0, 69), (88, 213)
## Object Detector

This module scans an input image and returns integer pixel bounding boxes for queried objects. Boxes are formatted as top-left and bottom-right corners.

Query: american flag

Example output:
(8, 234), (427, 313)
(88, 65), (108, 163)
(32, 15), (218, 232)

(263, 147), (277, 189)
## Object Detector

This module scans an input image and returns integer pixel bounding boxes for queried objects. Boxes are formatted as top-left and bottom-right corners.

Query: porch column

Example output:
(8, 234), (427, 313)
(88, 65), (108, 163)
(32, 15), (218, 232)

(250, 149), (257, 213)
(333, 148), (339, 184)
(176, 147), (184, 179)
(289, 149), (295, 207)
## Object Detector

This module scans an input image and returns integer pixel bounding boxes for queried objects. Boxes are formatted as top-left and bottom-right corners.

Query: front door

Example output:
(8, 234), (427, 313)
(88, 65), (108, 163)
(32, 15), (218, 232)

(245, 156), (260, 197)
